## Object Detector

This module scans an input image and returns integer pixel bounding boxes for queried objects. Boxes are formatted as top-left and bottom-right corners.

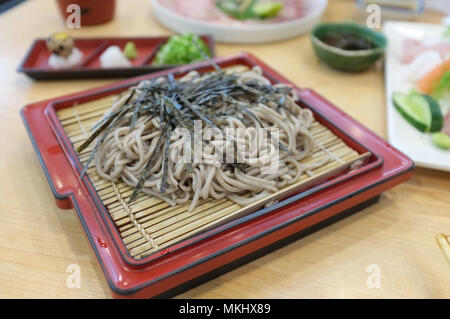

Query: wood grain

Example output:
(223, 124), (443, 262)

(0, 0), (448, 299)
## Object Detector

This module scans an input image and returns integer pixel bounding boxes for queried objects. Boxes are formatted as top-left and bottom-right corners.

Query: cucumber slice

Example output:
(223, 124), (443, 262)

(216, 0), (256, 20)
(217, 1), (283, 20)
(392, 91), (444, 133)
(252, 2), (283, 18)
(422, 94), (443, 132)
(392, 92), (429, 132)
(432, 132), (450, 150)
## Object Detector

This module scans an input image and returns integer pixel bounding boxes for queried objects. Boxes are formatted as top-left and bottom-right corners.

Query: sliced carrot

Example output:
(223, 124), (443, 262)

(417, 59), (450, 94)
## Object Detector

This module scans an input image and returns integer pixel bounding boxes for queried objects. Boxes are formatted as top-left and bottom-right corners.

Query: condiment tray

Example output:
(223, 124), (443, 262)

(17, 36), (215, 80)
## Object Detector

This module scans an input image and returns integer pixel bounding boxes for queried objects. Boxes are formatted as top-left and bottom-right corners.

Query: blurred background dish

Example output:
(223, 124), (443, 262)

(56, 0), (116, 26)
(310, 22), (387, 72)
(151, 0), (328, 43)
(385, 21), (450, 171)
(18, 35), (215, 79)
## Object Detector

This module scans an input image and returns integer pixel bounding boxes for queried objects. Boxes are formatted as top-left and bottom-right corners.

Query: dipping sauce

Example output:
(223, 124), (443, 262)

(159, 0), (309, 25)
(320, 34), (377, 51)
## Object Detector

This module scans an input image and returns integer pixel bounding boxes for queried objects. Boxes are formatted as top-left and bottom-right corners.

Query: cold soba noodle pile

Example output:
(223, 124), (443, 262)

(78, 66), (328, 210)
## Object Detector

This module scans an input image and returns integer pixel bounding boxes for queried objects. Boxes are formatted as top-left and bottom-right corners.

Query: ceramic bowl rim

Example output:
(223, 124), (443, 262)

(310, 22), (387, 57)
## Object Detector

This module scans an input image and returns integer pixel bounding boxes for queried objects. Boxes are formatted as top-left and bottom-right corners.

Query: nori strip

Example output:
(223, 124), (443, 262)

(160, 126), (173, 193)
(80, 106), (130, 177)
(77, 114), (116, 154)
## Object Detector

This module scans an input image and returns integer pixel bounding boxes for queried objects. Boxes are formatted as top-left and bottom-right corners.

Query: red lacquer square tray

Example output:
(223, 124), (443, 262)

(21, 52), (414, 298)
(17, 36), (215, 80)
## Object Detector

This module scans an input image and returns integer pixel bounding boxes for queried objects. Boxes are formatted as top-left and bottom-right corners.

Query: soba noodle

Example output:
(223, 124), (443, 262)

(85, 66), (329, 210)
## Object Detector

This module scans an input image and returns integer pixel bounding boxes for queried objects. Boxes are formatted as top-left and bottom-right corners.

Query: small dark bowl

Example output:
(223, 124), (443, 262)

(310, 22), (387, 72)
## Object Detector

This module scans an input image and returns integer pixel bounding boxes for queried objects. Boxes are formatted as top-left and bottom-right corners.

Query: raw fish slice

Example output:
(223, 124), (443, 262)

(402, 38), (450, 64)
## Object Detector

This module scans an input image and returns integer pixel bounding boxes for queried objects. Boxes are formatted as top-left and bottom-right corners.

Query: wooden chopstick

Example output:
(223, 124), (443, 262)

(435, 233), (450, 265)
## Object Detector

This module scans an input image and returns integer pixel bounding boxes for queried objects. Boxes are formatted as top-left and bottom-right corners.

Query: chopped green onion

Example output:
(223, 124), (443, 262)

(153, 33), (211, 66)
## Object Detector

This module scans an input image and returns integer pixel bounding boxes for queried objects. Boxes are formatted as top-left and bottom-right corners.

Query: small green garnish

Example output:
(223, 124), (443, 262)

(392, 90), (443, 133)
(216, 0), (283, 20)
(153, 33), (211, 66)
(124, 41), (138, 59)
(432, 70), (450, 100)
(443, 26), (450, 39)
(251, 2), (283, 18)
(432, 132), (450, 150)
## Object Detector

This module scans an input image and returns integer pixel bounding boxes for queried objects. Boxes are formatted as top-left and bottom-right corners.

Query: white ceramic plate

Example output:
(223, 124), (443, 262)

(384, 21), (450, 171)
(151, 0), (328, 43)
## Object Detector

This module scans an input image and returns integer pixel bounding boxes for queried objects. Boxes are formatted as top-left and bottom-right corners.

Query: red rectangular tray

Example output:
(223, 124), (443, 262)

(17, 36), (215, 80)
(21, 52), (414, 298)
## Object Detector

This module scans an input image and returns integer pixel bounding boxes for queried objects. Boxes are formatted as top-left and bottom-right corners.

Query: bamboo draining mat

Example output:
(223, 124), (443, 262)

(56, 86), (369, 260)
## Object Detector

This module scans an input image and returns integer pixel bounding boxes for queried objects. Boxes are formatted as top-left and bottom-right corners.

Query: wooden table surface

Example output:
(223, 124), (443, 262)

(0, 0), (449, 299)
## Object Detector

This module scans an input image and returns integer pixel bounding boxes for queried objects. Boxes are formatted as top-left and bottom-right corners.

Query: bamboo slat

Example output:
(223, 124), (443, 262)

(56, 82), (368, 260)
